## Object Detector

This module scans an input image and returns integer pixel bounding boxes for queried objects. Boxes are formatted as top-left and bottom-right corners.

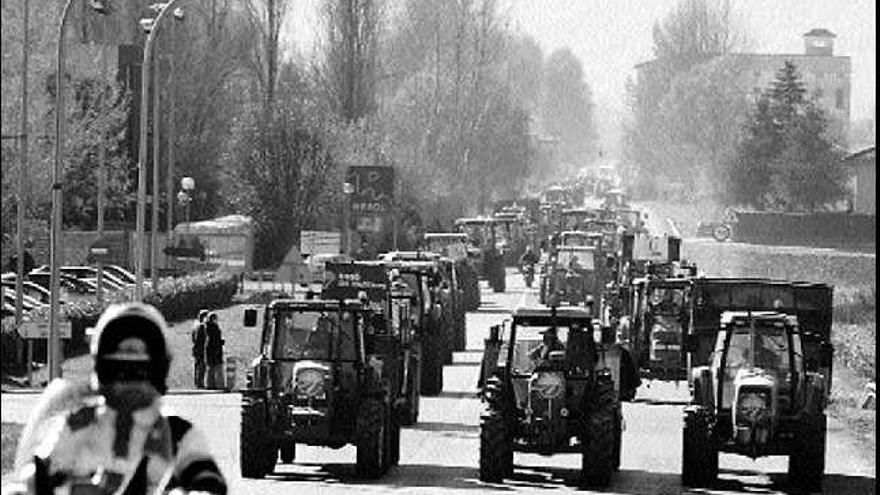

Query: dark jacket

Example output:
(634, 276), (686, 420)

(204, 321), (224, 365)
(191, 323), (206, 361)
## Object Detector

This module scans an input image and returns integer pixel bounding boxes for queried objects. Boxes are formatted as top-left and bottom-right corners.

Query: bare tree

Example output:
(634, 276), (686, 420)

(624, 0), (747, 199)
(320, 0), (383, 122)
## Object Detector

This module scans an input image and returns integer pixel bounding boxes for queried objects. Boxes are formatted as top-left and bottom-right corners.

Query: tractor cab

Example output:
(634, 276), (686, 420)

(540, 246), (601, 308)
(560, 208), (600, 232)
(454, 217), (506, 292)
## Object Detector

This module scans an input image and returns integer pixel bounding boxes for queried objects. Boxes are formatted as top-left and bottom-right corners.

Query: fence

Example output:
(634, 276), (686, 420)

(733, 212), (876, 248)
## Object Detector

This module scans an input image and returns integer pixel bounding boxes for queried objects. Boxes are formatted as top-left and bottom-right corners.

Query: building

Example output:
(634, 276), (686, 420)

(844, 146), (876, 215)
(634, 28), (852, 140)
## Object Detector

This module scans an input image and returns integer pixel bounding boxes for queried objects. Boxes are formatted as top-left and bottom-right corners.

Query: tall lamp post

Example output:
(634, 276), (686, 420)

(48, 0), (112, 380)
(134, 1), (185, 300)
(177, 176), (195, 233)
(149, 5), (184, 289)
(342, 182), (354, 255)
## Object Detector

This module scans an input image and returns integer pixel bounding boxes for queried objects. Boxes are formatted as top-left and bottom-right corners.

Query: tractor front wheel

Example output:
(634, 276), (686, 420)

(681, 407), (718, 487)
(356, 399), (389, 479)
(239, 399), (276, 478)
(788, 412), (826, 493)
(479, 410), (512, 482)
(581, 377), (616, 487)
(279, 441), (296, 464)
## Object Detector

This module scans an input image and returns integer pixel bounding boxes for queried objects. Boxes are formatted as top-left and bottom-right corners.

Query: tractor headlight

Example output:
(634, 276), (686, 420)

(736, 390), (770, 423)
(296, 369), (326, 399)
(531, 372), (565, 399)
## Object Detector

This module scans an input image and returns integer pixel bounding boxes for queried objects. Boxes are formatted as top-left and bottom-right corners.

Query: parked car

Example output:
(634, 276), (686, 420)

(2, 287), (46, 312)
(31, 265), (130, 291)
(0, 279), (52, 304)
(101, 264), (138, 285)
(26, 271), (96, 297)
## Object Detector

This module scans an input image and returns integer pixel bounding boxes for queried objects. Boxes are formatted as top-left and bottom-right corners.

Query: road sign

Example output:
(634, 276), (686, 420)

(301, 231), (341, 256)
(18, 321), (72, 339)
(356, 216), (383, 233)
(346, 166), (394, 214)
(322, 262), (388, 302)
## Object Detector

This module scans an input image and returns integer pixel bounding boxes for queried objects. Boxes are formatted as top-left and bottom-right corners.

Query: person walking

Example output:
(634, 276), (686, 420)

(204, 312), (225, 389)
(191, 309), (209, 389)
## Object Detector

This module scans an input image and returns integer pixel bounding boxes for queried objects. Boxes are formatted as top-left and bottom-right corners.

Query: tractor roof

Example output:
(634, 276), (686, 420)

(379, 251), (442, 262)
(267, 299), (368, 311)
(361, 259), (438, 273)
(423, 233), (468, 240)
(512, 306), (594, 326)
(720, 311), (798, 328)
(561, 208), (598, 215)
(455, 217), (498, 225)
(557, 245), (597, 253)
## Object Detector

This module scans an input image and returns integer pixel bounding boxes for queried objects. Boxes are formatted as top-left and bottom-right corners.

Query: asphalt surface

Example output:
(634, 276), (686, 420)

(2, 268), (875, 494)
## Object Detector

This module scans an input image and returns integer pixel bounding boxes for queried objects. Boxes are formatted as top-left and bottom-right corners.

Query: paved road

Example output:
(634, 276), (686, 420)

(2, 269), (875, 494)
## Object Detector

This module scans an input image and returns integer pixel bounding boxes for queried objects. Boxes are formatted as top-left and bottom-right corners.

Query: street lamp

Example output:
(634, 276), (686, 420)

(342, 182), (354, 255)
(47, 0), (112, 380)
(178, 176), (195, 234)
(134, 0), (187, 301)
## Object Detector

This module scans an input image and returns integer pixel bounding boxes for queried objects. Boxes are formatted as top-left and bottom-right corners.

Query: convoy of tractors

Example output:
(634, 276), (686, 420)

(237, 175), (834, 492)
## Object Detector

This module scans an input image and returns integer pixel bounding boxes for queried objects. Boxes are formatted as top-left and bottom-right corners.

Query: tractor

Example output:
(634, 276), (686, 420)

(239, 296), (403, 479)
(366, 259), (452, 396)
(454, 217), (507, 293)
(539, 245), (603, 308)
(423, 232), (482, 311)
(681, 279), (833, 493)
(478, 307), (623, 487)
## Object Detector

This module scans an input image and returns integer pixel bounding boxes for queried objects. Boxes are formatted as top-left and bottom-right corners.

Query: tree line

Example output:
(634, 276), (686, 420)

(1, 0), (598, 267)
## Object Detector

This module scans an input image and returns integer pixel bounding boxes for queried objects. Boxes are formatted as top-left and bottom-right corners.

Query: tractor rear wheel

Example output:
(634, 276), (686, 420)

(356, 399), (388, 479)
(788, 412), (826, 493)
(401, 363), (421, 426)
(612, 407), (622, 471)
(279, 441), (296, 464)
(420, 333), (444, 396)
(681, 407), (718, 487)
(581, 377), (616, 487)
(239, 399), (276, 478)
(388, 415), (401, 467)
(479, 410), (512, 483)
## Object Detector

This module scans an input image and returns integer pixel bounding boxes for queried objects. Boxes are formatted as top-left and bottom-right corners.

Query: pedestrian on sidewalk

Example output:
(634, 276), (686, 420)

(191, 309), (209, 389)
(204, 312), (225, 389)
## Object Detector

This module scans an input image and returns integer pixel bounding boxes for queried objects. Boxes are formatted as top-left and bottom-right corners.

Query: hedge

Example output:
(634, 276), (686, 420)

(1, 270), (239, 376)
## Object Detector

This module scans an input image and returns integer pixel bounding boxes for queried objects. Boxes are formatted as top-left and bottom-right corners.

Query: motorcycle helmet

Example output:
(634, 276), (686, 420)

(91, 302), (172, 394)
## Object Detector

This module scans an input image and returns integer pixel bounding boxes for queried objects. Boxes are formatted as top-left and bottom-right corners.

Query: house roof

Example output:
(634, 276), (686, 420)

(844, 146), (876, 162)
(804, 28), (836, 38)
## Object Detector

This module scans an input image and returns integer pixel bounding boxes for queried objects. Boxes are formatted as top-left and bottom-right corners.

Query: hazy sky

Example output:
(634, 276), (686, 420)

(284, 0), (875, 149)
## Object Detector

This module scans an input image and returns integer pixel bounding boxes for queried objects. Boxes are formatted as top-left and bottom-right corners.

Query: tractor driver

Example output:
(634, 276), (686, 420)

(530, 327), (565, 365)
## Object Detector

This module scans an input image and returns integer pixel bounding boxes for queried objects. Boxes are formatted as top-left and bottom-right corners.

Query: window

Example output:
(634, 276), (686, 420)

(835, 88), (845, 110)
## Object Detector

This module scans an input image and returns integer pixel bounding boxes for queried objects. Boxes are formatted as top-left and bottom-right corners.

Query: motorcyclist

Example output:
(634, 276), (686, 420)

(10, 302), (227, 495)
(519, 245), (540, 267)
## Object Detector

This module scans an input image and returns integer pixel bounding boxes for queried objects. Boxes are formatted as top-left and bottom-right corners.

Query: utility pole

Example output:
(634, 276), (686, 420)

(96, 44), (108, 306)
(151, 53), (161, 288)
(166, 27), (176, 257)
(17, 0), (30, 384)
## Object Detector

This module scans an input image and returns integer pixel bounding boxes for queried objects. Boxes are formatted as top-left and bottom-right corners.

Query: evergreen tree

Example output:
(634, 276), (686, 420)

(725, 61), (846, 211)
